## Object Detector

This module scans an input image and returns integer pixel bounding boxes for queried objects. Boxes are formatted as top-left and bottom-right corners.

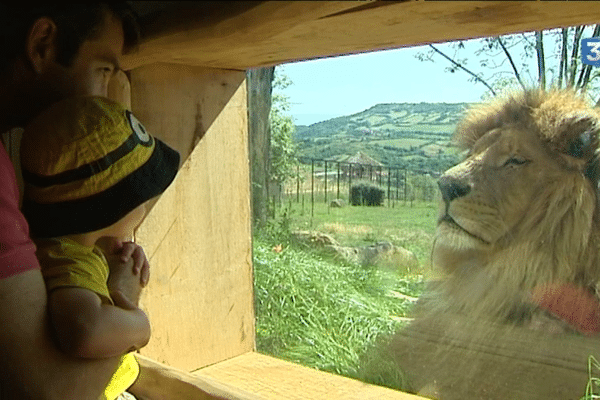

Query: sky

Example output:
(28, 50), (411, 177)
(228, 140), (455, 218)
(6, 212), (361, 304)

(278, 40), (510, 126)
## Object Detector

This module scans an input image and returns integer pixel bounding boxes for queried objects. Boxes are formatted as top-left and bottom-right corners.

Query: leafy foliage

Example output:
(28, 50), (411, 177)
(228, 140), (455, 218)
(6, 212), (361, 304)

(350, 183), (386, 206)
(417, 25), (600, 103)
(270, 68), (299, 186)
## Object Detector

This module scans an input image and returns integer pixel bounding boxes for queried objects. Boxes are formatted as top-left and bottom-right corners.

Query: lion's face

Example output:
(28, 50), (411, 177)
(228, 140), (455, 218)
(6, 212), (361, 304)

(432, 90), (600, 285)
(435, 126), (585, 248)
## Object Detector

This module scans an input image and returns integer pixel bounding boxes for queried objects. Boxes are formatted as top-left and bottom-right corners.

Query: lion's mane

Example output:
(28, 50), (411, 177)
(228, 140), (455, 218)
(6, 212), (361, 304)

(428, 89), (600, 325)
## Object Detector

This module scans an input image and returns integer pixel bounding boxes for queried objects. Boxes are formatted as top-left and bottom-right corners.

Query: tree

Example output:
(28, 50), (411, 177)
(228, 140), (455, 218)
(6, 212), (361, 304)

(269, 68), (299, 197)
(417, 25), (600, 103)
(247, 67), (275, 229)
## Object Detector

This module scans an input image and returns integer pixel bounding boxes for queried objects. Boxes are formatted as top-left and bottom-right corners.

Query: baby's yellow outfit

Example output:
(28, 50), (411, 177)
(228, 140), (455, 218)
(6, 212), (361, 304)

(36, 237), (139, 400)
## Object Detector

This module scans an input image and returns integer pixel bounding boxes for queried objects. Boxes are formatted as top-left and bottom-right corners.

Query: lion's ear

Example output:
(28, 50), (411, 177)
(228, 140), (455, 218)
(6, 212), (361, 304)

(558, 116), (599, 161)
(556, 115), (600, 182)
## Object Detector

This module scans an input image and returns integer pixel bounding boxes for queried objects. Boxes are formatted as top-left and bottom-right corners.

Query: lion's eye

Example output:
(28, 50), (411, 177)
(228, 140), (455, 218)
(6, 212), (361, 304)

(504, 156), (529, 166)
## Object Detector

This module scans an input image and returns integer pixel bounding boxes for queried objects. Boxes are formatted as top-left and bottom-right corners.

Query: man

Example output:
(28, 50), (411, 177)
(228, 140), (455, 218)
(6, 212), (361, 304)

(0, 4), (151, 399)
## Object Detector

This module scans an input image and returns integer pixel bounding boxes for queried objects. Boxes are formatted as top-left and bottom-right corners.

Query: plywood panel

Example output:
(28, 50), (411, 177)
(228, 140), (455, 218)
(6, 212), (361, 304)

(124, 1), (600, 70)
(195, 352), (427, 400)
(131, 64), (254, 370)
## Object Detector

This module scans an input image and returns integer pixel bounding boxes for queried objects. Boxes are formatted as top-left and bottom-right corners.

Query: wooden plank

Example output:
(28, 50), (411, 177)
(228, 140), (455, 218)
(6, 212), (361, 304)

(195, 352), (427, 400)
(132, 64), (255, 371)
(124, 1), (373, 70)
(132, 354), (262, 400)
(388, 311), (600, 400)
(129, 63), (245, 163)
(124, 1), (600, 70)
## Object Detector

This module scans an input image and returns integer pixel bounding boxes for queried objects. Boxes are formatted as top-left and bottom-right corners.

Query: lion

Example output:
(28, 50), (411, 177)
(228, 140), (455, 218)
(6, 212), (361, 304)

(428, 89), (600, 332)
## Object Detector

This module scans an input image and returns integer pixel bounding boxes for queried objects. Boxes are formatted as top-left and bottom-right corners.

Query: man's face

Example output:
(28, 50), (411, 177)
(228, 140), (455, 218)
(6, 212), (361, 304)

(5, 12), (126, 130)
(52, 12), (125, 98)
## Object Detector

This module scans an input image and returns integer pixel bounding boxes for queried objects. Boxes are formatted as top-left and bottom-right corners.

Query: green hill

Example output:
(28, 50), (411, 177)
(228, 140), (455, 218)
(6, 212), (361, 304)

(294, 102), (471, 172)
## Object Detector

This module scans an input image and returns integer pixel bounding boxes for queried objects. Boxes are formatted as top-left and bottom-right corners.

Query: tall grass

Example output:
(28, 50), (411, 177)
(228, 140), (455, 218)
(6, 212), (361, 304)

(253, 233), (423, 390)
(582, 356), (600, 400)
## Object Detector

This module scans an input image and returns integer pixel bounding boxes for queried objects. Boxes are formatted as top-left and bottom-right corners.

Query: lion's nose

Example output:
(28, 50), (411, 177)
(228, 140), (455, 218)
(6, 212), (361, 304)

(438, 175), (471, 203)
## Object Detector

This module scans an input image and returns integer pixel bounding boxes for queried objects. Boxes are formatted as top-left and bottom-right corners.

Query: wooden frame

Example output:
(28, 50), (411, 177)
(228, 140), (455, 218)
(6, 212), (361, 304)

(60, 1), (600, 398)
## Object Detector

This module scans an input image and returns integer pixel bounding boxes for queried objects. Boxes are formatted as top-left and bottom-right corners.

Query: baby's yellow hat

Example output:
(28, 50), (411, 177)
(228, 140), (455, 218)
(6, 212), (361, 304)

(21, 96), (180, 238)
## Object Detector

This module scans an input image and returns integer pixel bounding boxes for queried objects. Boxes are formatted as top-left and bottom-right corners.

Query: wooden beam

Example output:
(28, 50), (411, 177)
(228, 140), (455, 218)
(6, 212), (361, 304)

(124, 1), (375, 70)
(195, 352), (427, 399)
(132, 354), (262, 400)
(124, 1), (600, 70)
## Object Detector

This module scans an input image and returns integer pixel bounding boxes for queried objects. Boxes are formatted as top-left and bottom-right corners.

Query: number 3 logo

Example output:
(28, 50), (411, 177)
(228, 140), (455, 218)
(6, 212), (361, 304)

(582, 38), (600, 66)
(587, 42), (600, 62)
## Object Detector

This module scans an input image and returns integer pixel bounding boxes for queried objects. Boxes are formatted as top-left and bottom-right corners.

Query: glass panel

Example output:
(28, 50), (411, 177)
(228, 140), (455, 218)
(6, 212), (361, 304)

(251, 27), (600, 399)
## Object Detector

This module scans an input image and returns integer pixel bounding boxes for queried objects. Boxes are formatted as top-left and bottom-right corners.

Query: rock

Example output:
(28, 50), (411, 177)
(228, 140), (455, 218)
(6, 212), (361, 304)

(330, 199), (345, 208)
(292, 230), (339, 247)
(334, 241), (419, 274)
(291, 231), (419, 273)
(370, 244), (419, 274)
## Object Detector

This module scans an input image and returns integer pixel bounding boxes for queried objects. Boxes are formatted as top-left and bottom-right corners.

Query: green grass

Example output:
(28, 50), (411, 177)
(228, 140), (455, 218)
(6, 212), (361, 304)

(253, 234), (422, 391)
(285, 197), (438, 270)
(582, 356), (600, 400)
(370, 138), (430, 149)
(253, 200), (434, 391)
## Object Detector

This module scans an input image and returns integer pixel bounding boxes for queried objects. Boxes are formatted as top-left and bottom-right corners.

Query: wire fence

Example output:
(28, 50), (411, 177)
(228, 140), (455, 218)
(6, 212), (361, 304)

(276, 158), (443, 217)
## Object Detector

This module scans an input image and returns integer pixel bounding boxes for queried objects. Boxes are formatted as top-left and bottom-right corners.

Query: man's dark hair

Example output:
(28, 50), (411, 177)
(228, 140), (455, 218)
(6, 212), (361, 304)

(0, 3), (139, 72)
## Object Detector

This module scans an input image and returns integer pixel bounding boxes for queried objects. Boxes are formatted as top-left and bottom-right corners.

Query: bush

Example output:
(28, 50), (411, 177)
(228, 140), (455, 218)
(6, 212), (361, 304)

(350, 185), (363, 206)
(350, 183), (385, 206)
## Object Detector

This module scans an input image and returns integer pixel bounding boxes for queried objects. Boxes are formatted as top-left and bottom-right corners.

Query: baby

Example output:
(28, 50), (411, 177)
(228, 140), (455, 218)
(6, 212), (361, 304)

(20, 96), (180, 400)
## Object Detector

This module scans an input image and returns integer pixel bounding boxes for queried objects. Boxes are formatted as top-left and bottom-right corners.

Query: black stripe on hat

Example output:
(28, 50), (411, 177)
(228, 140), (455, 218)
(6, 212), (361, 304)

(22, 127), (154, 188)
(23, 139), (180, 239)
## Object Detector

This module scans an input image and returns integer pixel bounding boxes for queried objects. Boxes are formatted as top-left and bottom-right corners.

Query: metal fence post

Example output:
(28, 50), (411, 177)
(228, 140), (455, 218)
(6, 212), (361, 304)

(296, 163), (300, 203)
(311, 159), (314, 219)
(324, 160), (328, 204)
(387, 167), (391, 207)
(337, 162), (340, 200)
(348, 163), (352, 202)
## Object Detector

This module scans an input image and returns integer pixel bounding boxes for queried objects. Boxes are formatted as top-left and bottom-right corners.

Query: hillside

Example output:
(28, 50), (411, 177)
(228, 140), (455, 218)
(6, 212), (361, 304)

(294, 102), (471, 172)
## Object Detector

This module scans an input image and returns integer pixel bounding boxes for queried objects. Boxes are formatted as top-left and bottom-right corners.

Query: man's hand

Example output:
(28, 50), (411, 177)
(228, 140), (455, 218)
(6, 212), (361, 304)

(99, 237), (150, 306)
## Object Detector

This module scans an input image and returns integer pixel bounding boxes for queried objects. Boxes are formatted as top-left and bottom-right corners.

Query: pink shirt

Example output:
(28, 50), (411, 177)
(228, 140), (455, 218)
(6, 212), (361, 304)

(0, 143), (39, 278)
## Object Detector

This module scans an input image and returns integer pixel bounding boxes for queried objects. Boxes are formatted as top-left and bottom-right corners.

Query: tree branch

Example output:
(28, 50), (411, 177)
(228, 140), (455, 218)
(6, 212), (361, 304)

(496, 36), (526, 90)
(428, 44), (497, 96)
(535, 31), (546, 89)
(558, 28), (568, 88)
(568, 26), (584, 88)
(576, 24), (600, 91)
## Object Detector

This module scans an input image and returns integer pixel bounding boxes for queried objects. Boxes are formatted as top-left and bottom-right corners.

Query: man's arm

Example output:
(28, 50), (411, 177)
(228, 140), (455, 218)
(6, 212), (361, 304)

(49, 287), (151, 358)
(0, 269), (121, 400)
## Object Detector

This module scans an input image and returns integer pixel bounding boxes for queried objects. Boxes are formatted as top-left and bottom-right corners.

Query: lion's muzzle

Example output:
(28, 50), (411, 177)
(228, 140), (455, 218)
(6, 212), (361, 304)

(438, 174), (471, 204)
